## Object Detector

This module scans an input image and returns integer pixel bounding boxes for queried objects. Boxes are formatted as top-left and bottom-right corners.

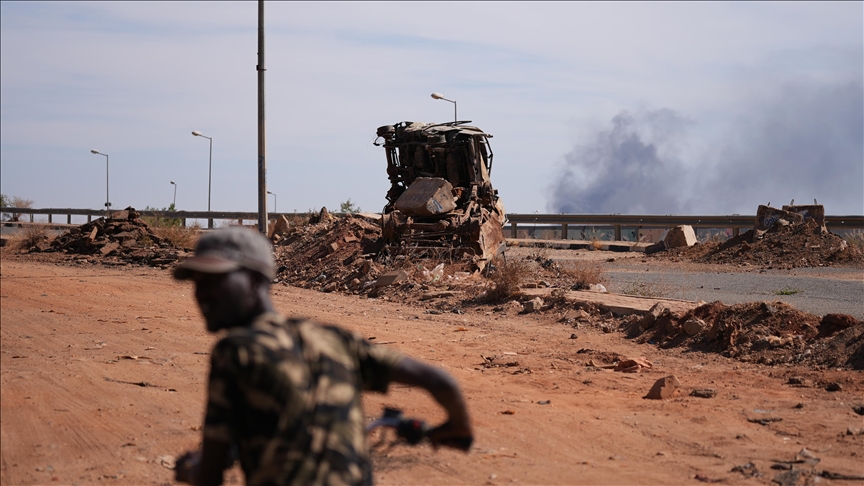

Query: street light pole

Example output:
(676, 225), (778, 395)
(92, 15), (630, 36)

(191, 131), (213, 228)
(431, 92), (457, 123)
(267, 190), (276, 213)
(90, 149), (110, 216)
(257, 0), (268, 235)
(170, 181), (177, 208)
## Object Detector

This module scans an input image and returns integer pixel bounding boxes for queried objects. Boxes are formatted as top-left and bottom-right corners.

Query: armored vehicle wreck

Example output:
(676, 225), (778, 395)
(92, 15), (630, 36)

(374, 121), (506, 270)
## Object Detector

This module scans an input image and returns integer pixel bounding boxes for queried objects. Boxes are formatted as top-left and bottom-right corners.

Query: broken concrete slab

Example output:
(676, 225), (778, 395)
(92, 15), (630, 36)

(519, 288), (696, 317)
(374, 270), (409, 287)
(663, 225), (697, 249)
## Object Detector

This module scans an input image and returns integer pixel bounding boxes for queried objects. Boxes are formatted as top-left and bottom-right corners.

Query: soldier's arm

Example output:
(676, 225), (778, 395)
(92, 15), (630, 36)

(390, 356), (473, 448)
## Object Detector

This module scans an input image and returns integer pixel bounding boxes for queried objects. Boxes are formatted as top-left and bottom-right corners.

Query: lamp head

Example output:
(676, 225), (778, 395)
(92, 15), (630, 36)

(431, 92), (444, 100)
(192, 130), (202, 137)
(267, 191), (273, 195)
(170, 181), (176, 185)
(90, 149), (100, 154)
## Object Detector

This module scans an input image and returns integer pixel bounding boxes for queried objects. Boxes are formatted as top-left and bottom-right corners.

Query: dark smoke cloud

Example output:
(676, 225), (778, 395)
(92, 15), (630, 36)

(701, 79), (863, 215)
(550, 67), (864, 215)
(548, 108), (693, 214)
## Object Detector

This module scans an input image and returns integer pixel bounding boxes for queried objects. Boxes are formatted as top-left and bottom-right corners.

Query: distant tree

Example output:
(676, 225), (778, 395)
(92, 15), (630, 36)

(1, 195), (33, 221)
(339, 198), (361, 214)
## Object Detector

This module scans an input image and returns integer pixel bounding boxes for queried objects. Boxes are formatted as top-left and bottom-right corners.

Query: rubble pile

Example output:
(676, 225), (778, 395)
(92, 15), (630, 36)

(666, 219), (864, 269)
(43, 208), (188, 267)
(630, 300), (863, 369)
(272, 214), (387, 293)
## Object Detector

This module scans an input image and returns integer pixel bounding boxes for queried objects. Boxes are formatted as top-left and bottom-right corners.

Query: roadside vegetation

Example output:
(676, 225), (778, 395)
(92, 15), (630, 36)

(141, 204), (201, 249)
(1, 194), (34, 221)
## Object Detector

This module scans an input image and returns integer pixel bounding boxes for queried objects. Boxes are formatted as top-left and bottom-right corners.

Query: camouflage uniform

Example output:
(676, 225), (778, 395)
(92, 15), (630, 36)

(203, 312), (404, 486)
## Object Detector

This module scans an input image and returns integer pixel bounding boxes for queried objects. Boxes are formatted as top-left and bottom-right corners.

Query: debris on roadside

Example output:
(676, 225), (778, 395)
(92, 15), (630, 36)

(36, 207), (189, 268)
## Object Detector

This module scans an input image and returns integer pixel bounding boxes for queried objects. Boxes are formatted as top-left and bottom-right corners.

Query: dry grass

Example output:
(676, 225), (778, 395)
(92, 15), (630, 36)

(559, 262), (605, 290)
(844, 229), (864, 251)
(483, 256), (530, 302)
(149, 222), (202, 249)
(11, 224), (52, 250)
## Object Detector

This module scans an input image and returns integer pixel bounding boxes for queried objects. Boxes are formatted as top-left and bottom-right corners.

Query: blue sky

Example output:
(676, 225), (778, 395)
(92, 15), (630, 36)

(1, 2), (862, 215)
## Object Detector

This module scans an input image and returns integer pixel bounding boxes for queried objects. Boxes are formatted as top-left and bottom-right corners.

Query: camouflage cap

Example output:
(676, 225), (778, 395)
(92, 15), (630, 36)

(174, 226), (275, 280)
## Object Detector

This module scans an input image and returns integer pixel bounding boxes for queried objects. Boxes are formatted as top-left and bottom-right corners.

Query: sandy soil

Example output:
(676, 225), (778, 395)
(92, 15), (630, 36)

(1, 252), (863, 486)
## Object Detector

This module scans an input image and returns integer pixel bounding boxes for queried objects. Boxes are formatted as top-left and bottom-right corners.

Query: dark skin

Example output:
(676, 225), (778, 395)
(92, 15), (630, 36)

(177, 269), (472, 486)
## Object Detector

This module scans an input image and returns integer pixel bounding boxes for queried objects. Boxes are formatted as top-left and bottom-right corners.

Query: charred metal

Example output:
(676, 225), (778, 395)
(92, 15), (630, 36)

(374, 121), (506, 270)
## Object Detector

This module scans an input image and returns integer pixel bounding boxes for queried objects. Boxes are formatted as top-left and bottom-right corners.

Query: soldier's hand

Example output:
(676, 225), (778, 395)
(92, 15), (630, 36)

(174, 449), (201, 484)
(428, 420), (473, 451)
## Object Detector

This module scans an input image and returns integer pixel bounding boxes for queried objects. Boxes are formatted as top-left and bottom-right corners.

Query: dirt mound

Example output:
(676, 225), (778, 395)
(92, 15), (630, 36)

(633, 300), (863, 369)
(40, 207), (188, 268)
(664, 220), (864, 269)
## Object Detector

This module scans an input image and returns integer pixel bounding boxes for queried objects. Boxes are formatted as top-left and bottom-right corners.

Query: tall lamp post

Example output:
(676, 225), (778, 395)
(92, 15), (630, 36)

(89, 149), (110, 215)
(170, 181), (177, 208)
(267, 190), (276, 213)
(191, 130), (213, 228)
(431, 92), (457, 123)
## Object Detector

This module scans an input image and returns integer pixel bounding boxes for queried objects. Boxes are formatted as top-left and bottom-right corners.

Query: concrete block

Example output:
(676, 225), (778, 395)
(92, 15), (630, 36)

(664, 225), (697, 249)
(394, 177), (456, 217)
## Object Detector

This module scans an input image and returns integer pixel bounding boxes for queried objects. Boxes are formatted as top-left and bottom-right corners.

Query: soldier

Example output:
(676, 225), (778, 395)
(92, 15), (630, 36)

(173, 227), (472, 486)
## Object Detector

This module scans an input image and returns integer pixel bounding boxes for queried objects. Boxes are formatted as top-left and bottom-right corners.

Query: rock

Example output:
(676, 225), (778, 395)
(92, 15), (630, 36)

(503, 301), (524, 314)
(683, 318), (705, 336)
(663, 225), (697, 249)
(321, 282), (338, 292)
(825, 382), (842, 392)
(328, 242), (340, 253)
(99, 241), (120, 255)
(639, 303), (666, 330)
(644, 375), (681, 400)
(786, 376), (809, 386)
(87, 227), (99, 243)
(347, 278), (361, 289)
(268, 215), (291, 239)
(645, 240), (668, 255)
(523, 297), (544, 313)
(689, 388), (717, 398)
(819, 313), (860, 336)
(852, 404), (864, 416)
(110, 210), (130, 220)
(360, 260), (373, 275)
(374, 270), (409, 287)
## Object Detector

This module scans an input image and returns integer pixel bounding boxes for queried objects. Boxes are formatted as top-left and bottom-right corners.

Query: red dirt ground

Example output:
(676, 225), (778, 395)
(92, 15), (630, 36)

(2, 248), (863, 486)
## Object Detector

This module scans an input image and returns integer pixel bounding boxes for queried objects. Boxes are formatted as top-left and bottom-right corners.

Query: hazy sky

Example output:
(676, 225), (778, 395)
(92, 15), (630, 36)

(1, 2), (862, 216)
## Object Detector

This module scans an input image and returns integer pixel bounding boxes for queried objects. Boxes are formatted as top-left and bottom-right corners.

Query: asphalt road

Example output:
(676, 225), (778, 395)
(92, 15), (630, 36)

(603, 265), (864, 319)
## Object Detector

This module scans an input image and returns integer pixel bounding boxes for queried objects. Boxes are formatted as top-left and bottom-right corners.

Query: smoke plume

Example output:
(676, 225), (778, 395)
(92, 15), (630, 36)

(549, 76), (863, 215)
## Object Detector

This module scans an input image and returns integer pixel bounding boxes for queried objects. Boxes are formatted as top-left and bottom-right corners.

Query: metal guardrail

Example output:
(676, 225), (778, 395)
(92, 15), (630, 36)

(507, 213), (864, 240)
(2, 208), (863, 241)
(0, 208), (298, 228)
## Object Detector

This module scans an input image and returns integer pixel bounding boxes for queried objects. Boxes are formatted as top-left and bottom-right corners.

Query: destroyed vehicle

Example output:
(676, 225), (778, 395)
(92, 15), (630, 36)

(374, 121), (506, 270)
